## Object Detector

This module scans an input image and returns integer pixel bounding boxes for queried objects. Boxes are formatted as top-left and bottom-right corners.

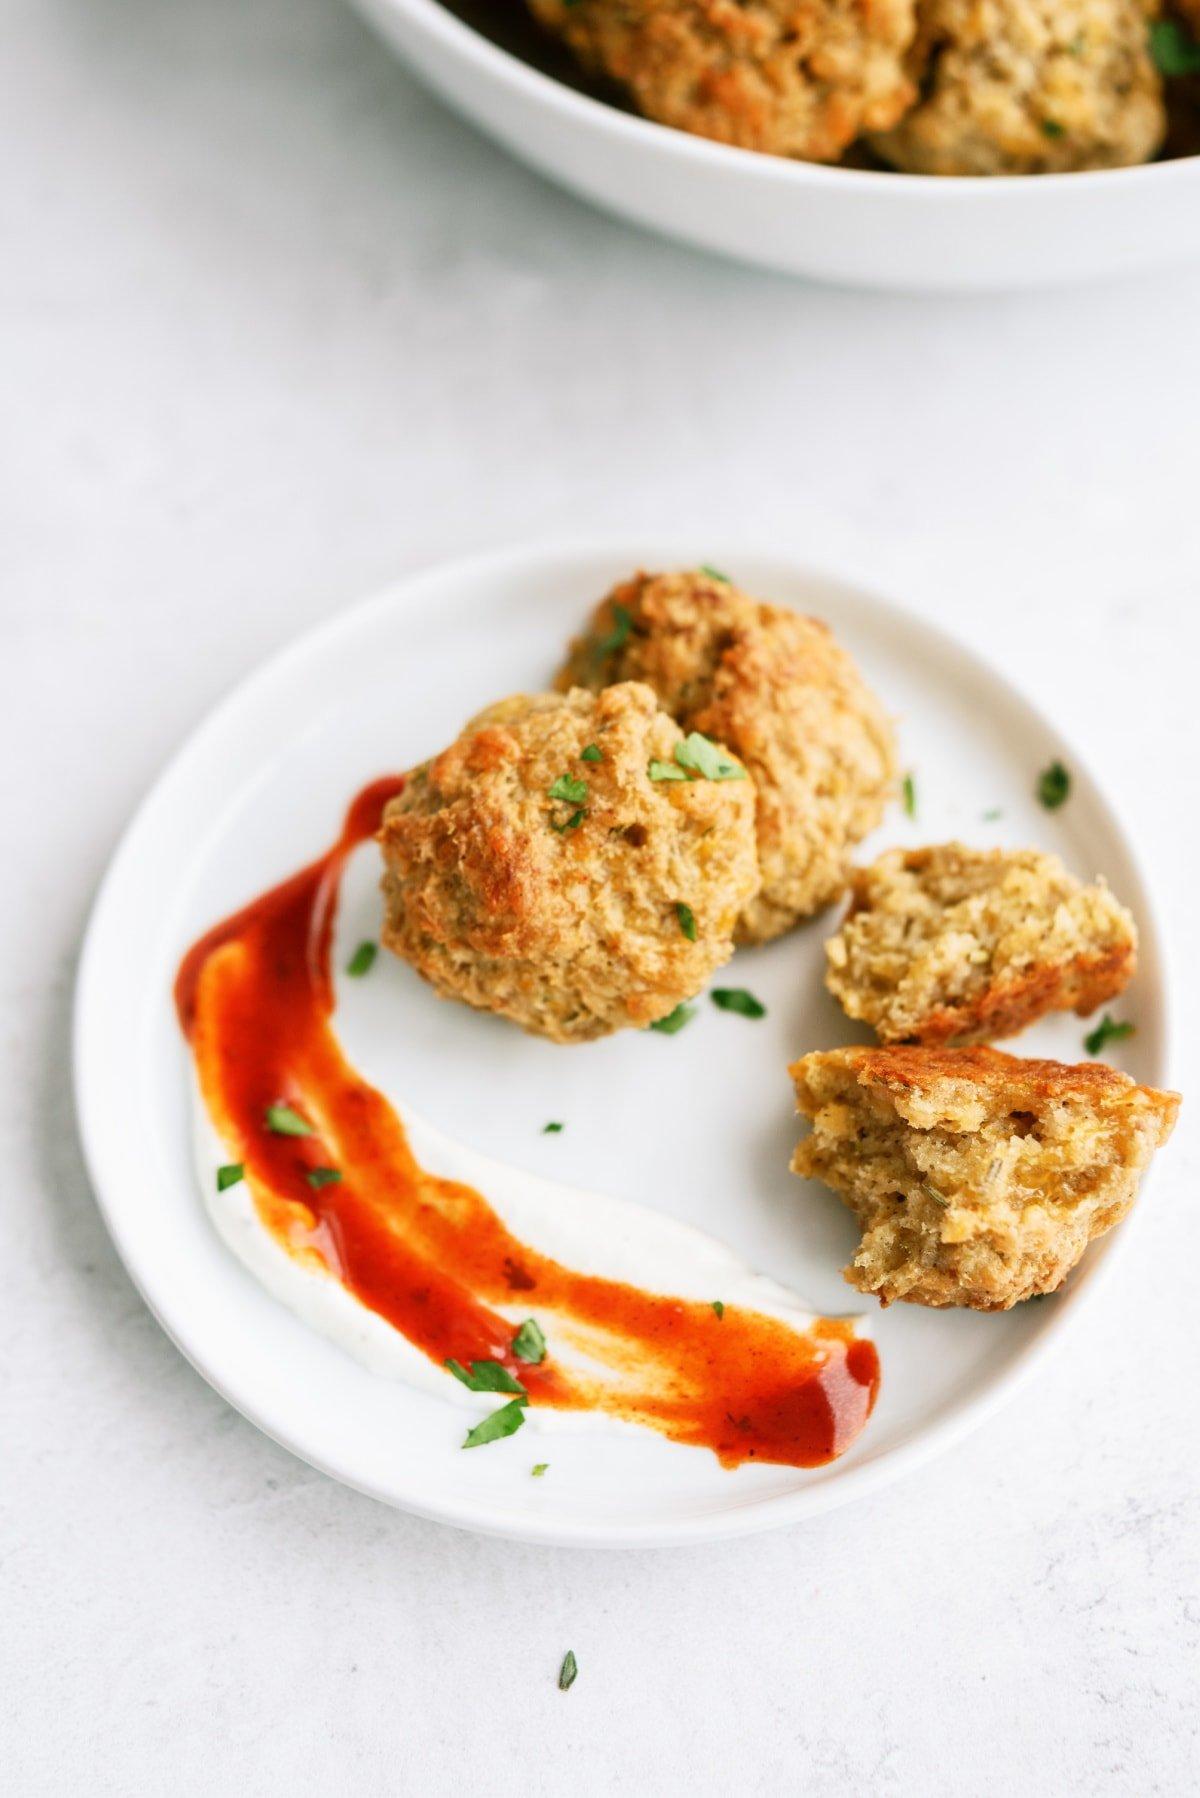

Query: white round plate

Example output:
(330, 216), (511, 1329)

(74, 541), (1171, 1546)
(349, 0), (1200, 292)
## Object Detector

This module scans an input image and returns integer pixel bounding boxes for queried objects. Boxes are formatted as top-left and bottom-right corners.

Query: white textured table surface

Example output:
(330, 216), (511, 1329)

(4, 2), (1198, 1792)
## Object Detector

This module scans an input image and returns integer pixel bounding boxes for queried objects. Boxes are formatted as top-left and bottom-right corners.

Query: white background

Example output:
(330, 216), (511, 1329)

(3, 1), (1198, 1793)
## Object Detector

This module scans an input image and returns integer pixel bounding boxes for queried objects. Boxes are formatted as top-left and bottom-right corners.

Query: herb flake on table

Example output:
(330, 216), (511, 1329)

(216, 1163), (244, 1191)
(345, 941), (377, 977)
(711, 988), (766, 1019)
(462, 1398), (528, 1449)
(699, 564), (730, 583)
(264, 1102), (313, 1137)
(650, 1001), (695, 1034)
(675, 901), (697, 941)
(531, 1463), (549, 1477)
(902, 772), (917, 818)
(558, 1650), (578, 1691)
(542, 1121), (564, 1134)
(1084, 1014), (1135, 1057)
(513, 1317), (547, 1364)
(1037, 760), (1070, 809)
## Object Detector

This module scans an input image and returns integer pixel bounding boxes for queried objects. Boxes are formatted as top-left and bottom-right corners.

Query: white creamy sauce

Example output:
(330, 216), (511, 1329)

(197, 1092), (868, 1437)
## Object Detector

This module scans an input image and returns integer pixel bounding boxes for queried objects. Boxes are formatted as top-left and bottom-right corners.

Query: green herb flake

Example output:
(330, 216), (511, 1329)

(594, 603), (633, 659)
(543, 1121), (564, 1135)
(216, 1163), (244, 1191)
(531, 1463), (549, 1477)
(675, 901), (697, 941)
(699, 564), (730, 584)
(1151, 18), (1200, 76)
(558, 1650), (578, 1691)
(650, 1001), (695, 1035)
(1041, 118), (1065, 138)
(902, 773), (917, 819)
(345, 941), (377, 978)
(1037, 760), (1071, 809)
(305, 1166), (342, 1190)
(711, 1300), (725, 1320)
(711, 988), (766, 1020)
(580, 744), (604, 763)
(512, 1317), (547, 1364)
(549, 773), (589, 805)
(551, 808), (586, 834)
(982, 808), (1003, 822)
(674, 732), (747, 782)
(264, 1102), (313, 1137)
(1084, 1014), (1135, 1057)
(462, 1398), (528, 1449)
(445, 1357), (526, 1395)
(648, 758), (688, 782)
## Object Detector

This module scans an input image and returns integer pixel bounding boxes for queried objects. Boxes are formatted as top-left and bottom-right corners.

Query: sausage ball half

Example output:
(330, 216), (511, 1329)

(873, 0), (1165, 175)
(555, 569), (897, 944)
(378, 682), (760, 1043)
(526, 0), (919, 164)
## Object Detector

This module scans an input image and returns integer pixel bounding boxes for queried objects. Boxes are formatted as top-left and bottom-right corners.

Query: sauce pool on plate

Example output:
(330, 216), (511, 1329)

(175, 777), (879, 1469)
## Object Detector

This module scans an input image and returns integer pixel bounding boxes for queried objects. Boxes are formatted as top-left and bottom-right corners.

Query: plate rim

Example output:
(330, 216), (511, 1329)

(72, 537), (1175, 1547)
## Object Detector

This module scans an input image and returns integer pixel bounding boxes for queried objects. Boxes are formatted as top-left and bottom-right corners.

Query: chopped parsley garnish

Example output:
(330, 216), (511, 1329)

(648, 758), (688, 782)
(558, 1650), (578, 1691)
(1084, 1014), (1135, 1057)
(512, 1317), (547, 1364)
(674, 732), (746, 782)
(580, 743), (604, 763)
(1041, 118), (1065, 138)
(594, 603), (633, 659)
(543, 1121), (564, 1134)
(531, 1463), (549, 1477)
(902, 772), (917, 818)
(345, 941), (377, 978)
(264, 1103), (313, 1137)
(711, 1300), (725, 1320)
(1037, 760), (1070, 809)
(982, 808), (1003, 822)
(675, 901), (697, 941)
(650, 1001), (695, 1034)
(462, 1398), (527, 1449)
(548, 773), (589, 805)
(1151, 18), (1200, 75)
(711, 988), (766, 1019)
(551, 807), (586, 833)
(216, 1163), (244, 1191)
(446, 1358), (527, 1395)
(699, 564), (730, 583)
(305, 1166), (342, 1189)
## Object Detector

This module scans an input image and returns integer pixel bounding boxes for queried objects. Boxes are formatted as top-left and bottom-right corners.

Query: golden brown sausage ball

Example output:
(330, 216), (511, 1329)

(526, 0), (920, 164)
(378, 682), (760, 1042)
(873, 0), (1165, 176)
(555, 570), (896, 944)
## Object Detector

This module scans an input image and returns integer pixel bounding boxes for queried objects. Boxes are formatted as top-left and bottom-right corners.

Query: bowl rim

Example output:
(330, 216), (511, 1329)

(363, 0), (1200, 199)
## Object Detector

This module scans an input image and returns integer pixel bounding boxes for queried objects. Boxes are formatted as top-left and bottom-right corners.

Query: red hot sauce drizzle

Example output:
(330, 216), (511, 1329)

(175, 777), (879, 1469)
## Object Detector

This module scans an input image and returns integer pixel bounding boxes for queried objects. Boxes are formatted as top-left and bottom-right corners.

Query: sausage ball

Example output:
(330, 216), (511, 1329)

(378, 682), (760, 1043)
(555, 570), (897, 944)
(873, 0), (1165, 175)
(525, 0), (919, 164)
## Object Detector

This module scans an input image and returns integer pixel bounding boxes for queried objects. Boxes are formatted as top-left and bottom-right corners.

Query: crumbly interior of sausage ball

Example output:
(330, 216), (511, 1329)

(378, 682), (760, 1042)
(555, 569), (896, 943)
(873, 0), (1165, 175)
(825, 843), (1138, 1044)
(526, 0), (919, 164)
(790, 1045), (1179, 1309)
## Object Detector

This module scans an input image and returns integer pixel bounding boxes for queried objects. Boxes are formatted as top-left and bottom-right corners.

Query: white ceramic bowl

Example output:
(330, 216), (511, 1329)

(350, 0), (1200, 291)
